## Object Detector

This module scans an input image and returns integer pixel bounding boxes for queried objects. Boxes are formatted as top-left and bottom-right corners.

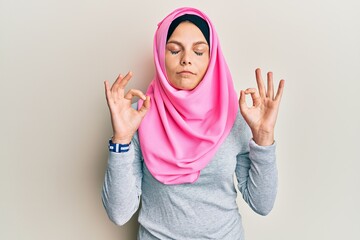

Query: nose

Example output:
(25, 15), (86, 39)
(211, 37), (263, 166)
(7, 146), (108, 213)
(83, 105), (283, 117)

(180, 52), (192, 66)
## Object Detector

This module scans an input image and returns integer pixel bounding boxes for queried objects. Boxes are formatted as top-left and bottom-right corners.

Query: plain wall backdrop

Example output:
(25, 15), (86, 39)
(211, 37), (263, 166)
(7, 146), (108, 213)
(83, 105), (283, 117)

(1, 0), (359, 239)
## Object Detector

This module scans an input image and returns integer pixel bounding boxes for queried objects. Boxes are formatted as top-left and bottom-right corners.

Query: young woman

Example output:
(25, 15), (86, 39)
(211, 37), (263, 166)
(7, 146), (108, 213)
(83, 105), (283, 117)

(102, 7), (285, 239)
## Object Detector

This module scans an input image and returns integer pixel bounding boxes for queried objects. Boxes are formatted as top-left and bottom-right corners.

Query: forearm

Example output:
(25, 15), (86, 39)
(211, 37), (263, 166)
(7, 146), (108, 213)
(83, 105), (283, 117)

(101, 146), (142, 225)
(237, 139), (278, 216)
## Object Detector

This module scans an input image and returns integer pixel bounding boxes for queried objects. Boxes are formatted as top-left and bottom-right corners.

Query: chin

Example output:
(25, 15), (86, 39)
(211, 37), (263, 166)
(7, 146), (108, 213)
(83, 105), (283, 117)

(179, 83), (199, 91)
(169, 77), (201, 90)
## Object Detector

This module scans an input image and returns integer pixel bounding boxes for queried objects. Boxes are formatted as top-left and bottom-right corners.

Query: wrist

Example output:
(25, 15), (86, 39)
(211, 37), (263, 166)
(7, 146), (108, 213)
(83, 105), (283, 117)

(111, 135), (132, 144)
(252, 129), (274, 146)
(108, 138), (131, 153)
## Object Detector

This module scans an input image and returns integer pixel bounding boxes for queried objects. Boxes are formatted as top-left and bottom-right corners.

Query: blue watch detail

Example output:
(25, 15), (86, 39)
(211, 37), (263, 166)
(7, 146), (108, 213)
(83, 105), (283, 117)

(108, 139), (131, 153)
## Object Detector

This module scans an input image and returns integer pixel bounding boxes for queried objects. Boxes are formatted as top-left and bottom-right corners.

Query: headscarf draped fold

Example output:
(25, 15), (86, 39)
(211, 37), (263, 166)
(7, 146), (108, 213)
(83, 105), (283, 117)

(138, 7), (238, 185)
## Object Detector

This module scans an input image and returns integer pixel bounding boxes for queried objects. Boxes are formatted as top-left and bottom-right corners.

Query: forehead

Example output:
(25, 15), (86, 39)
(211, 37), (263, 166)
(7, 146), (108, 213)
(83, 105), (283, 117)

(168, 21), (206, 41)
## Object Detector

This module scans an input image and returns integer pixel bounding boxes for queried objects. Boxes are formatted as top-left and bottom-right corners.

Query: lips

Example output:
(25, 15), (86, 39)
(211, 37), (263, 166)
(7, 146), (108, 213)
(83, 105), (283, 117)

(177, 70), (195, 75)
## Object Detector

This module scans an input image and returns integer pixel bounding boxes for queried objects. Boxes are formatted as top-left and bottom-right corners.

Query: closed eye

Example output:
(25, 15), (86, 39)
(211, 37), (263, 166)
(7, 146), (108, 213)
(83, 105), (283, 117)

(195, 51), (203, 56)
(170, 50), (180, 55)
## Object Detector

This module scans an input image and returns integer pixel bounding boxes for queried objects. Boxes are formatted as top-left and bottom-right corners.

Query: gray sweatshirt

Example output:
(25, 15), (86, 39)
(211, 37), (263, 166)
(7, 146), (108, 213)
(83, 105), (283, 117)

(102, 110), (278, 240)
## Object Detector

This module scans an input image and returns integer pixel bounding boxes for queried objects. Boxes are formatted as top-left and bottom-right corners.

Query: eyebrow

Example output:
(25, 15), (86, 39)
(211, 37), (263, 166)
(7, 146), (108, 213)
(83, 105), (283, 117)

(167, 40), (208, 47)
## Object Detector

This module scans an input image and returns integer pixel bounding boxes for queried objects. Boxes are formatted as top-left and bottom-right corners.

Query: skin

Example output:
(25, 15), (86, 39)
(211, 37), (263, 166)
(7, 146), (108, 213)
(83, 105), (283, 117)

(165, 21), (210, 90)
(239, 69), (285, 146)
(104, 72), (150, 144)
(104, 23), (285, 146)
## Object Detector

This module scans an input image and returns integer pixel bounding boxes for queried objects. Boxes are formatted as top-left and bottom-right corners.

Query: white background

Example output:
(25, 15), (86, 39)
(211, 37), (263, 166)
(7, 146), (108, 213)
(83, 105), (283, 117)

(1, 0), (359, 239)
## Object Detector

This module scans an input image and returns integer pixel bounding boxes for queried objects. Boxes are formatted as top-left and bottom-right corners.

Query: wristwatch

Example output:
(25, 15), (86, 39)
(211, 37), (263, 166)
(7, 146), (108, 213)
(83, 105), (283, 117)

(108, 138), (131, 153)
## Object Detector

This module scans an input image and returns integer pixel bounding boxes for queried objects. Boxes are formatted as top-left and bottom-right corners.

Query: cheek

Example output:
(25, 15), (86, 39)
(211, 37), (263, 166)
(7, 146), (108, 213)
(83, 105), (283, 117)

(165, 59), (172, 76)
(165, 57), (178, 85)
(198, 58), (210, 75)
(165, 55), (177, 73)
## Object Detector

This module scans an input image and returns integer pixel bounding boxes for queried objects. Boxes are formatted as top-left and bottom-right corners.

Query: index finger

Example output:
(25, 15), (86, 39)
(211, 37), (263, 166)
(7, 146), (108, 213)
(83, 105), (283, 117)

(255, 68), (266, 98)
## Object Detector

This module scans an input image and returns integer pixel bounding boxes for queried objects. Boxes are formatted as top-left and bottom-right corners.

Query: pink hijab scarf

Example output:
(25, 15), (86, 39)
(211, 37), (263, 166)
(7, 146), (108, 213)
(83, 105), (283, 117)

(138, 7), (238, 185)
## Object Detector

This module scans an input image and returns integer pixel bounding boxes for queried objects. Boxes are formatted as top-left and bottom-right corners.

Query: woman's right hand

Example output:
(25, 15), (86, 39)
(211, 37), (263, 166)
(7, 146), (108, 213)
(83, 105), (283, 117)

(104, 71), (150, 144)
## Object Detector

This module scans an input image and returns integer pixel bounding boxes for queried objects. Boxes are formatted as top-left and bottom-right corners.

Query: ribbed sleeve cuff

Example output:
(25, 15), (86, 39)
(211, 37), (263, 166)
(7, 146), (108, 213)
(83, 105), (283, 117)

(108, 144), (135, 166)
(249, 138), (276, 164)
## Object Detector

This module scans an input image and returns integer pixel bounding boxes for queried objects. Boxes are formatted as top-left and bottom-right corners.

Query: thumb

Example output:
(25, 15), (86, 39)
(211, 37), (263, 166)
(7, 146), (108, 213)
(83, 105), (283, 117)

(239, 90), (247, 113)
(139, 96), (151, 117)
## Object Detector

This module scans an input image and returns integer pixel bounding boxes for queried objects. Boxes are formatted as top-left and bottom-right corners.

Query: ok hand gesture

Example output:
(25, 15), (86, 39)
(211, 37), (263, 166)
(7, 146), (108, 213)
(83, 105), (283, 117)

(239, 68), (285, 146)
(104, 72), (150, 144)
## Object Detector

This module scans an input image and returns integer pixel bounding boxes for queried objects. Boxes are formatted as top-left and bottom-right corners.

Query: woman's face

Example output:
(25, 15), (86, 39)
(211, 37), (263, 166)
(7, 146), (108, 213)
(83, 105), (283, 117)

(165, 21), (210, 90)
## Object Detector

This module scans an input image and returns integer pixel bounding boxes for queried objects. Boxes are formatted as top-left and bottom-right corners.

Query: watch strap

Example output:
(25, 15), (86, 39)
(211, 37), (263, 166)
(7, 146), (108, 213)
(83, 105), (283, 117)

(108, 139), (131, 153)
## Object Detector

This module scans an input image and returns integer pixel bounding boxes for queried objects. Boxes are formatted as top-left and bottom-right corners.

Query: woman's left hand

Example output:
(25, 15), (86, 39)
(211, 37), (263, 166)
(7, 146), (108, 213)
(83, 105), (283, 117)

(239, 68), (285, 146)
